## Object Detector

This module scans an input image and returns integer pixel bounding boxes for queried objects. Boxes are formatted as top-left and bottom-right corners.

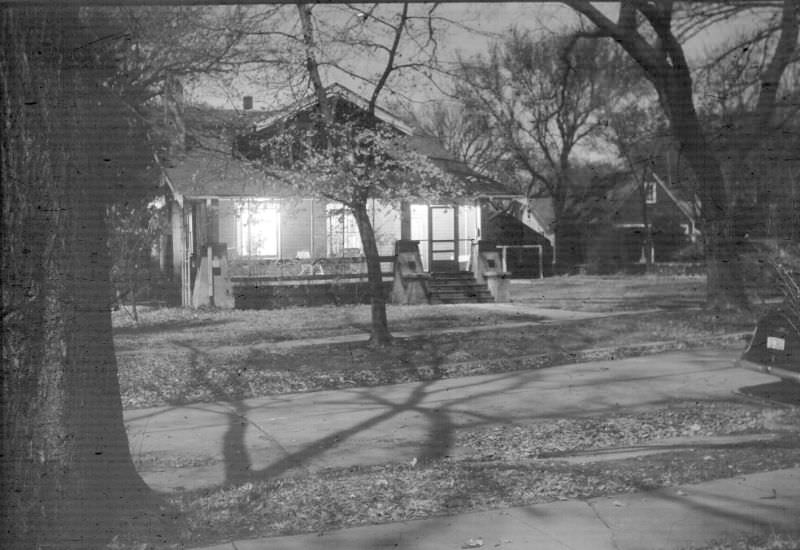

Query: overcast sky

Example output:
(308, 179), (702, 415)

(188, 2), (752, 112)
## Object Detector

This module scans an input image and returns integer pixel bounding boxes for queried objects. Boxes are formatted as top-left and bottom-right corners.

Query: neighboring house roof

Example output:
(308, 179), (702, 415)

(651, 172), (699, 223)
(582, 170), (699, 228)
(526, 198), (556, 233)
(506, 197), (555, 241)
(164, 83), (519, 201)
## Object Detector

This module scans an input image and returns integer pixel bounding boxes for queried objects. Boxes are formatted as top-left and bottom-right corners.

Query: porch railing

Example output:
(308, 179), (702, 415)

(229, 256), (395, 283)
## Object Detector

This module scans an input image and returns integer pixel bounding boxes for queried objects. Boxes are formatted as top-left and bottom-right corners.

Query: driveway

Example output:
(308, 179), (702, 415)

(125, 348), (771, 492)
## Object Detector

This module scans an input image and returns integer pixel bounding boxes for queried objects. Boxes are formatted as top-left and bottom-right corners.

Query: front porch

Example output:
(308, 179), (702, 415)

(168, 193), (520, 308)
(184, 238), (511, 309)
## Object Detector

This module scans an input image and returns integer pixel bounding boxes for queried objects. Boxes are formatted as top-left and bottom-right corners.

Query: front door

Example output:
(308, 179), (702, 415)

(429, 205), (459, 272)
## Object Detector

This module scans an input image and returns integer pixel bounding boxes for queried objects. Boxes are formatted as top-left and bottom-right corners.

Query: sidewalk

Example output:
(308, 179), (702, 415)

(126, 349), (763, 493)
(193, 468), (800, 550)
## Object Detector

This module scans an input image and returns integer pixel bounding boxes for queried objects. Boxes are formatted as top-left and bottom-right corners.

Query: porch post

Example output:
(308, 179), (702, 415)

(453, 205), (460, 270)
(400, 200), (411, 241)
(207, 198), (215, 306)
(427, 205), (433, 272)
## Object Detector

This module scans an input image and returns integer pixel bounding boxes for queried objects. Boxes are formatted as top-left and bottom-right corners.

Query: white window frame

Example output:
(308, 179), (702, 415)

(326, 202), (362, 257)
(644, 181), (657, 204)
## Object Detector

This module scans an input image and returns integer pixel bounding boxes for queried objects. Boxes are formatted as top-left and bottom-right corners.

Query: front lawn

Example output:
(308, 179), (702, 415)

(115, 306), (754, 409)
(110, 275), (798, 549)
(509, 274), (709, 311)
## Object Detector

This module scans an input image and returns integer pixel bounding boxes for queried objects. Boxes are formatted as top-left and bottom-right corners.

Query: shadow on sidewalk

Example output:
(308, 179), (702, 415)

(166, 341), (530, 489)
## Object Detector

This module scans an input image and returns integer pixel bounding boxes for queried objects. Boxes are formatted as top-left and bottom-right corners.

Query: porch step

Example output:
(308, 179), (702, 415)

(428, 272), (494, 304)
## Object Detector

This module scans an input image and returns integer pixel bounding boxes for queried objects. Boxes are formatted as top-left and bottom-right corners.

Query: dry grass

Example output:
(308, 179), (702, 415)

(114, 308), (754, 409)
(509, 274), (708, 311)
(113, 275), (762, 409)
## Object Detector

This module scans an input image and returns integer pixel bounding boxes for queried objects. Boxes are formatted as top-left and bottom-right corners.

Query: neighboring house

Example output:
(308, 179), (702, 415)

(482, 198), (555, 278)
(160, 85), (546, 308)
(581, 170), (700, 271)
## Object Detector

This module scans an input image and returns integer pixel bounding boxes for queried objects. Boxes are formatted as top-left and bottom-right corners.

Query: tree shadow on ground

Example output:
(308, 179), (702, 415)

(163, 341), (527, 488)
(113, 318), (233, 336)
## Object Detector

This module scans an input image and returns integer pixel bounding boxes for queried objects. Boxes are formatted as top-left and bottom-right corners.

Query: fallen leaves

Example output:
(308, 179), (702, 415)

(456, 402), (776, 461)
(116, 307), (754, 410)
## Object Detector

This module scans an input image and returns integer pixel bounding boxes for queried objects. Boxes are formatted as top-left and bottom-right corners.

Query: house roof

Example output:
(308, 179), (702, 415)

(162, 148), (297, 201)
(582, 170), (699, 226)
(250, 83), (414, 135)
(164, 84), (519, 201)
(651, 172), (699, 222)
(527, 197), (555, 230)
(407, 134), (516, 197)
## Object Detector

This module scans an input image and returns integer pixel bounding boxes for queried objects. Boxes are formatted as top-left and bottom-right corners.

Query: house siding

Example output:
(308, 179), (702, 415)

(371, 199), (401, 256)
(612, 186), (687, 227)
(311, 199), (327, 258)
(218, 199), (238, 259)
(583, 180), (696, 270)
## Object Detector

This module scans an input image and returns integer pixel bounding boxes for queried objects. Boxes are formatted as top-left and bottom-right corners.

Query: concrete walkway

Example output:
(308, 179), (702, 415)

(125, 349), (770, 493)
(191, 468), (800, 549)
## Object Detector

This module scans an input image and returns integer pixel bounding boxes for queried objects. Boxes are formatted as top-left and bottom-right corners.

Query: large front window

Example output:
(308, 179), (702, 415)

(327, 203), (362, 256)
(236, 199), (280, 257)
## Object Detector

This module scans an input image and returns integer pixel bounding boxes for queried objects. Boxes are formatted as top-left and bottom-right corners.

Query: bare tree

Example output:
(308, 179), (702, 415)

(405, 100), (515, 185)
(455, 28), (646, 269)
(561, 0), (799, 309)
(602, 105), (672, 268)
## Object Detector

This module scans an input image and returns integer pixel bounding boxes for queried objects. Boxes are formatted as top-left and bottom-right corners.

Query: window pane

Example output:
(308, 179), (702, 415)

(236, 200), (280, 257)
(326, 202), (361, 256)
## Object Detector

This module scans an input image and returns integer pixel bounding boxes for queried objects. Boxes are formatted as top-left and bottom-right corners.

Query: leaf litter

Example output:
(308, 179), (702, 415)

(168, 402), (799, 546)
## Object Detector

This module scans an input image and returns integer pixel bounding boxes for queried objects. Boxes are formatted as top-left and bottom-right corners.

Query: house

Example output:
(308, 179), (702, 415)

(482, 198), (555, 278)
(581, 169), (700, 272)
(160, 85), (548, 308)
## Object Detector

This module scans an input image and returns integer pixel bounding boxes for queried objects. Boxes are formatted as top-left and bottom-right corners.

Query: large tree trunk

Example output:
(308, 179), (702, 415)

(559, 0), (794, 310)
(639, 182), (654, 268)
(1, 9), (163, 548)
(352, 200), (392, 346)
(551, 192), (580, 274)
(661, 76), (750, 310)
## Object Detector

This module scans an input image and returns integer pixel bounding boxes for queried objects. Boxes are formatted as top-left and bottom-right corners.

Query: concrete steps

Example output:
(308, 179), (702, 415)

(428, 272), (494, 304)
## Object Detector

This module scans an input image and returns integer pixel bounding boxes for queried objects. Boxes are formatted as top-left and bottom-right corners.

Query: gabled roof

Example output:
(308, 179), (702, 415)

(250, 83), (413, 135)
(580, 169), (699, 226)
(164, 84), (518, 200)
(526, 198), (555, 232)
(651, 172), (699, 222)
